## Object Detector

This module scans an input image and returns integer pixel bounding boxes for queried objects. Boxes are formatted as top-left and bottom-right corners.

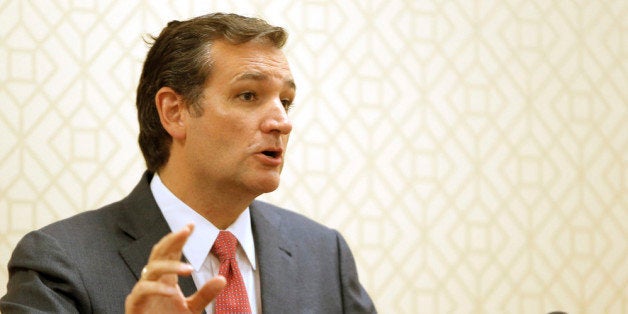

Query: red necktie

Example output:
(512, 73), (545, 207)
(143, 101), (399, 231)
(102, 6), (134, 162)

(211, 231), (252, 314)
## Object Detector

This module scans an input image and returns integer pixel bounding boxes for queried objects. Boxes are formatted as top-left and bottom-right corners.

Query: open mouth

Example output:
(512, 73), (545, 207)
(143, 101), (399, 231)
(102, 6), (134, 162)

(262, 150), (280, 158)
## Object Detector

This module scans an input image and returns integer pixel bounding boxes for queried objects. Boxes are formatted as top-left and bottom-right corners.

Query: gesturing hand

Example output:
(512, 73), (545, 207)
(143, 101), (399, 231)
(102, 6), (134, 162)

(125, 224), (227, 313)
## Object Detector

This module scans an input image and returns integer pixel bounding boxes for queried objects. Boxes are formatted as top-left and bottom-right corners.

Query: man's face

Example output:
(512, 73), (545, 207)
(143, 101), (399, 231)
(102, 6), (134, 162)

(182, 39), (295, 196)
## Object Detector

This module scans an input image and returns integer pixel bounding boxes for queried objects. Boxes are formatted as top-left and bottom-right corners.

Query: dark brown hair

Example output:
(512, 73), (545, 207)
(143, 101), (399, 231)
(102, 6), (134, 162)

(136, 12), (288, 172)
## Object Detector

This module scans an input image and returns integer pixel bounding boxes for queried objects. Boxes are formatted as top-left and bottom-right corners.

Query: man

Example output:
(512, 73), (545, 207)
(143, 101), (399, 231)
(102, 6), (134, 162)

(1, 13), (376, 313)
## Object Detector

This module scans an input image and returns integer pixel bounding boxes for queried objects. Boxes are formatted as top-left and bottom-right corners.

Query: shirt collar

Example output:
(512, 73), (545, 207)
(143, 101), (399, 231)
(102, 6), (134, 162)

(150, 173), (256, 271)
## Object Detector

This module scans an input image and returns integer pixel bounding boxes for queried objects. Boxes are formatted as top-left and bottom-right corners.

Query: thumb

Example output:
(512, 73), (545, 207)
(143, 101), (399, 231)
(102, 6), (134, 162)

(187, 275), (227, 313)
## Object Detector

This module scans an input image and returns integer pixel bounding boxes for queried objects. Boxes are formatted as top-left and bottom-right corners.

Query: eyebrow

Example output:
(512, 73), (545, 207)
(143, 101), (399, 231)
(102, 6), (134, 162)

(232, 72), (296, 91)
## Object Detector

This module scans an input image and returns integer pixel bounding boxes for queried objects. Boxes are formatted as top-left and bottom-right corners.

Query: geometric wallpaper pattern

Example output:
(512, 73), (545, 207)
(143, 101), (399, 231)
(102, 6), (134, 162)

(1, 1), (627, 313)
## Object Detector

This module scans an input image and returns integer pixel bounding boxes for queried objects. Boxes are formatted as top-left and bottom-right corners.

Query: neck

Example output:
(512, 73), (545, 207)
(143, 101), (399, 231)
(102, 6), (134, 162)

(157, 167), (257, 230)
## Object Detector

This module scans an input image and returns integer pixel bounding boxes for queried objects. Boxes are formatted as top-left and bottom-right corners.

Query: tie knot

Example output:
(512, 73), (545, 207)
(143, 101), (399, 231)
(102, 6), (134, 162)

(211, 231), (238, 262)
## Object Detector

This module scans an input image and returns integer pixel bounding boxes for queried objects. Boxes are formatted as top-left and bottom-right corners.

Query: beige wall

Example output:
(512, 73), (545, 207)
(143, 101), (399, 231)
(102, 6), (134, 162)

(1, 1), (627, 313)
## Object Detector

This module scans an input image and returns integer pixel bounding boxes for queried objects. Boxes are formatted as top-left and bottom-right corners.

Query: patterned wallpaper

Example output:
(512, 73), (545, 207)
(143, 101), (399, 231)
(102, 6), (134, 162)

(1, 1), (627, 313)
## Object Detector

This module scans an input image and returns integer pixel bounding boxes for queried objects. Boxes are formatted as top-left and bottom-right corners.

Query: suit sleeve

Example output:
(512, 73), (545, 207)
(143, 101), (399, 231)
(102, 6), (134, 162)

(1, 230), (89, 313)
(335, 230), (377, 313)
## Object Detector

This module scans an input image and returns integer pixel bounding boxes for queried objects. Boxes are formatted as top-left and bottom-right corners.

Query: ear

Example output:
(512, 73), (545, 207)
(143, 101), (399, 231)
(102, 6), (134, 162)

(155, 87), (187, 140)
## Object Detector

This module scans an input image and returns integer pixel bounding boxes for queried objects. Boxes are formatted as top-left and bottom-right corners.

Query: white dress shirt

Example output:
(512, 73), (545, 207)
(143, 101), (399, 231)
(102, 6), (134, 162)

(150, 174), (261, 313)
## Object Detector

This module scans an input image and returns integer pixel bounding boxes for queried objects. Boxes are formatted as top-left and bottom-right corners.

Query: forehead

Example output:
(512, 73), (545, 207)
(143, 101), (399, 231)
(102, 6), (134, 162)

(208, 39), (294, 86)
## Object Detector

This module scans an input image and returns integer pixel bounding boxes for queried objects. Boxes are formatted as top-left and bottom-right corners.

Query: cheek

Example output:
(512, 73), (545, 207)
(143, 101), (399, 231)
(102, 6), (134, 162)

(191, 109), (259, 150)
(205, 118), (252, 150)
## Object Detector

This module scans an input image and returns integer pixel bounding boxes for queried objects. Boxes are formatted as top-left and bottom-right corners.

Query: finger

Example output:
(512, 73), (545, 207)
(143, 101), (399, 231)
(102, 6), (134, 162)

(186, 275), (227, 313)
(149, 224), (193, 260)
(149, 224), (195, 261)
(126, 280), (180, 306)
(141, 261), (194, 281)
(130, 280), (180, 297)
(125, 281), (183, 313)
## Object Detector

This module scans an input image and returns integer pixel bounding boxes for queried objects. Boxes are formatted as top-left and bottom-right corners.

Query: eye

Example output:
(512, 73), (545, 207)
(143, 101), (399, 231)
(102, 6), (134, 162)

(281, 99), (294, 111)
(238, 92), (257, 102)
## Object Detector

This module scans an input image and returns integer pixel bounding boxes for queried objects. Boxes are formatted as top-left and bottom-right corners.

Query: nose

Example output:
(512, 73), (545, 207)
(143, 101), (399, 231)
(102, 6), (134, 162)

(261, 99), (293, 135)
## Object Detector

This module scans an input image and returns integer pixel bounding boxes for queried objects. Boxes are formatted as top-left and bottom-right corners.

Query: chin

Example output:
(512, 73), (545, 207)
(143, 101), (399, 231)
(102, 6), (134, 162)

(252, 177), (281, 194)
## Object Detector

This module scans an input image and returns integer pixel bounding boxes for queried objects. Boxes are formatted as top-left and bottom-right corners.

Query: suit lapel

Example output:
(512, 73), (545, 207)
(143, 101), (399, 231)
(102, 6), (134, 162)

(250, 201), (298, 312)
(117, 171), (198, 296)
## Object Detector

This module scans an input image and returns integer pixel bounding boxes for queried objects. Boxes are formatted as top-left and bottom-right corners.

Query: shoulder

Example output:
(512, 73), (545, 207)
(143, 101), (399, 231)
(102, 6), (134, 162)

(3, 200), (138, 313)
(8, 200), (128, 272)
(33, 171), (156, 244)
(250, 199), (336, 234)
(36, 200), (125, 243)
(249, 199), (345, 252)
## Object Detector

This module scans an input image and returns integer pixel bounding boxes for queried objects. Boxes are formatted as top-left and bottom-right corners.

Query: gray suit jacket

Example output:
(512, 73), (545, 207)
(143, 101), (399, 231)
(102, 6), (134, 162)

(1, 172), (376, 313)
